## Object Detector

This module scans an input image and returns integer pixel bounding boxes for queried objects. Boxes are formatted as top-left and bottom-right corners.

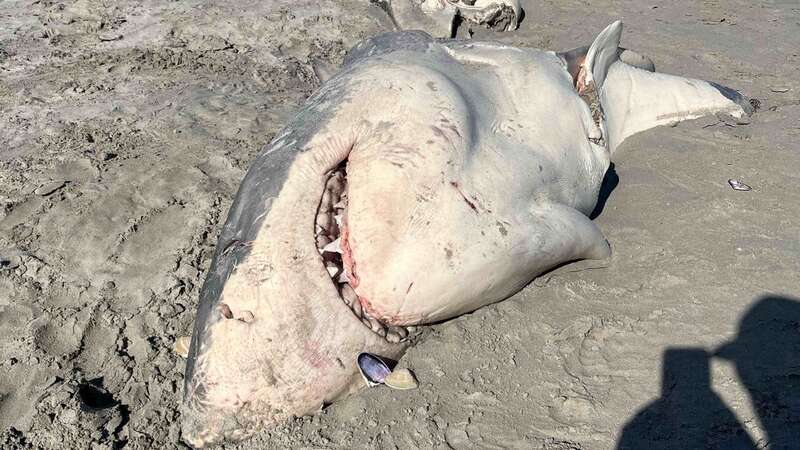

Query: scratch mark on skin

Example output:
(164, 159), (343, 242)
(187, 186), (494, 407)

(450, 181), (478, 213)
(380, 143), (424, 169)
(406, 282), (413, 294)
(440, 122), (462, 138)
(472, 194), (492, 214)
(431, 125), (447, 139)
(438, 112), (463, 138)
(430, 125), (460, 154)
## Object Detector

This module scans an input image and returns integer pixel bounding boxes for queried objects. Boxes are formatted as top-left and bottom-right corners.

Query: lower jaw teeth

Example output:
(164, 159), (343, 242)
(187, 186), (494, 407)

(366, 316), (385, 336)
(315, 164), (415, 343)
(341, 283), (358, 306)
(326, 265), (339, 277)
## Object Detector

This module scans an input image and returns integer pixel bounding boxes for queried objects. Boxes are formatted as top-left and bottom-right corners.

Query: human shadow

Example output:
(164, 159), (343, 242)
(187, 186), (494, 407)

(617, 295), (800, 450)
(590, 162), (619, 219)
(716, 296), (800, 449)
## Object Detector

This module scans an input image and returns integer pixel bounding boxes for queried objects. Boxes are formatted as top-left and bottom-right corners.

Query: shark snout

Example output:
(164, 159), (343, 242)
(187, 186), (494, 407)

(180, 374), (268, 448)
(180, 401), (225, 449)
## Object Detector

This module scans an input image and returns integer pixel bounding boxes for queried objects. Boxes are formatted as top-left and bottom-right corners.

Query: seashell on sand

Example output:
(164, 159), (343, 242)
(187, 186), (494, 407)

(384, 368), (418, 390)
(357, 352), (391, 387)
(728, 179), (752, 191)
(173, 336), (191, 358)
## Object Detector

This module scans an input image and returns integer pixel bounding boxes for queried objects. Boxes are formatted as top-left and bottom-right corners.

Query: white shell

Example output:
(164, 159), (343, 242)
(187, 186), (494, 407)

(384, 368), (419, 390)
(728, 179), (752, 191)
(173, 336), (191, 358)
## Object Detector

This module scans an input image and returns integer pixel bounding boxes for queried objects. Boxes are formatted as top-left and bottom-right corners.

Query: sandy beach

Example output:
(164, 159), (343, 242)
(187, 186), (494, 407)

(1, 0), (799, 448)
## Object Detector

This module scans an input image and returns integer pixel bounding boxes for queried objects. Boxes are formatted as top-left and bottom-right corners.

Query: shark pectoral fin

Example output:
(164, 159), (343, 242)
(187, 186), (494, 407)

(525, 204), (611, 287)
(601, 61), (755, 152)
(531, 203), (611, 263)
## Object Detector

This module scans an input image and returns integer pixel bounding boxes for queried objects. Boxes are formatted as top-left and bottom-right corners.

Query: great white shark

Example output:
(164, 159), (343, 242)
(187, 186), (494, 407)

(180, 21), (754, 447)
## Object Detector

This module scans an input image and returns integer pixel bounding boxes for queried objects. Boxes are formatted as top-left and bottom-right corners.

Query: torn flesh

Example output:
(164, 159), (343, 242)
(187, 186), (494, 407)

(315, 162), (417, 344)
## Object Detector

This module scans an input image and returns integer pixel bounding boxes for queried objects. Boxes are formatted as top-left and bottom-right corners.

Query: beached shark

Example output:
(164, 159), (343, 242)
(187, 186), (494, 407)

(180, 21), (754, 447)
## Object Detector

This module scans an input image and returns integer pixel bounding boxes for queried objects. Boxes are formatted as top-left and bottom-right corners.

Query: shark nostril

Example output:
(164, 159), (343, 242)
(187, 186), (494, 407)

(219, 303), (233, 319)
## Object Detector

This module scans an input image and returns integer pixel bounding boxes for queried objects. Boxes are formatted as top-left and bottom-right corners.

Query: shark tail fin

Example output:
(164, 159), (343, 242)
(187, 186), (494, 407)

(567, 20), (756, 153)
(602, 62), (755, 152)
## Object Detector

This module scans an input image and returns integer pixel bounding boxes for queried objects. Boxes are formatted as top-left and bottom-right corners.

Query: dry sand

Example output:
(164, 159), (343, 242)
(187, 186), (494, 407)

(1, 0), (799, 449)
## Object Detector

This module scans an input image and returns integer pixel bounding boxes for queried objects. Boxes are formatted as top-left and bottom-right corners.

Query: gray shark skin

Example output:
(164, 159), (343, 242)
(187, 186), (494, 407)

(181, 22), (752, 447)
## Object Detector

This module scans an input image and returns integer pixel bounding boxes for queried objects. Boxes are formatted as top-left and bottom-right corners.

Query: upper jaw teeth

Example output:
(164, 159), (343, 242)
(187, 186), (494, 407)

(322, 237), (342, 254)
(337, 271), (350, 283)
(315, 163), (417, 344)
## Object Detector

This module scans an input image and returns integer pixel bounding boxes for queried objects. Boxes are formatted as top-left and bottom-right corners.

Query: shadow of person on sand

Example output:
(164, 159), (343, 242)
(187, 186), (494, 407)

(617, 295), (800, 450)
(715, 296), (800, 449)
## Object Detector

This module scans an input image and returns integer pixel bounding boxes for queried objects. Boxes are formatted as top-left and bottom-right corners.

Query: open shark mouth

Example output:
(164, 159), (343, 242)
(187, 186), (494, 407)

(314, 162), (417, 343)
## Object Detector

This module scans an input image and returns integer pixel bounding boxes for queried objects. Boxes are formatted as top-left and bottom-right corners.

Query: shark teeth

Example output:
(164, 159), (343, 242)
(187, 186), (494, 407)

(337, 271), (350, 283)
(315, 162), (419, 344)
(326, 265), (339, 277)
(322, 237), (342, 254)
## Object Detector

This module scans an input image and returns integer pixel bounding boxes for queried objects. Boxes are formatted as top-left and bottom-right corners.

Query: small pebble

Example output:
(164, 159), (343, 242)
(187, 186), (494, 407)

(59, 408), (78, 425)
(770, 86), (790, 93)
(98, 33), (123, 42)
